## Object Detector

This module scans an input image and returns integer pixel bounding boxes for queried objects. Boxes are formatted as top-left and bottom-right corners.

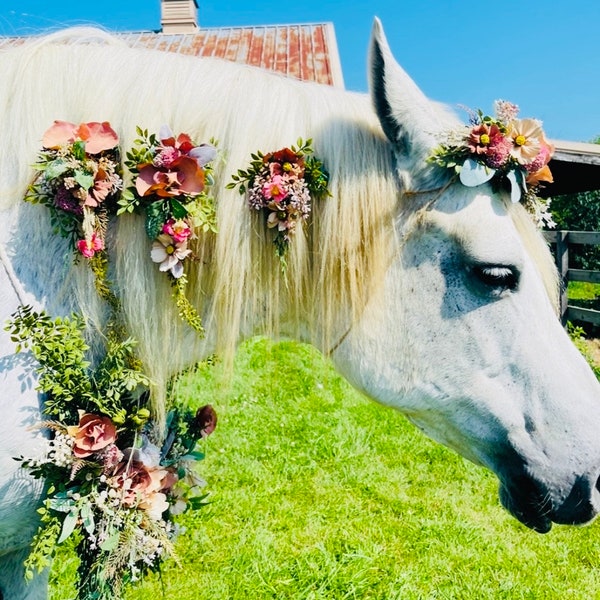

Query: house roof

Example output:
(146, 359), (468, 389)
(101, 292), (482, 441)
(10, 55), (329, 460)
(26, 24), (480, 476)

(541, 140), (600, 197)
(0, 22), (345, 88)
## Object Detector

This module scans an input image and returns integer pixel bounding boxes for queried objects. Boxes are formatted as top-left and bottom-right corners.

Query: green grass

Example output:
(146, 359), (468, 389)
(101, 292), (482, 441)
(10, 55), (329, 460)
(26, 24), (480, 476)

(568, 281), (600, 303)
(48, 338), (600, 599)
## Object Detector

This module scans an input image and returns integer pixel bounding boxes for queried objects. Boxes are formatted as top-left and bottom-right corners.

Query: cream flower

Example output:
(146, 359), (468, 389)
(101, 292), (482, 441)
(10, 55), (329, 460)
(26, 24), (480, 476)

(150, 233), (192, 278)
(509, 118), (543, 164)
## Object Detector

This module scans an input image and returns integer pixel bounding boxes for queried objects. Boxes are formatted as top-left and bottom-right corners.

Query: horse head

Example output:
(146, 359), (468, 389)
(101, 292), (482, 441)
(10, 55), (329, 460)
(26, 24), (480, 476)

(331, 19), (600, 533)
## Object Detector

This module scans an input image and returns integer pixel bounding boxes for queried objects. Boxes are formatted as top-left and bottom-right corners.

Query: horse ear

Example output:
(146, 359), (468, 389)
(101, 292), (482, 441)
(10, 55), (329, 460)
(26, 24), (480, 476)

(368, 18), (448, 160)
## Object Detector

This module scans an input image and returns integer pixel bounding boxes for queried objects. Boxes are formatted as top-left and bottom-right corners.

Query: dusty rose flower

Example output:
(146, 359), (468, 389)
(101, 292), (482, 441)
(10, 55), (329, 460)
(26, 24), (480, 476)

(42, 120), (119, 154)
(135, 155), (205, 198)
(67, 413), (117, 458)
(111, 459), (153, 506)
(84, 167), (117, 207)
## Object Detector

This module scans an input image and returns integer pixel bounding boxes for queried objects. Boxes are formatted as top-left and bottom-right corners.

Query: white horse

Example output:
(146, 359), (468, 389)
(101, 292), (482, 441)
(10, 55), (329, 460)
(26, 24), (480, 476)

(1, 19), (600, 599)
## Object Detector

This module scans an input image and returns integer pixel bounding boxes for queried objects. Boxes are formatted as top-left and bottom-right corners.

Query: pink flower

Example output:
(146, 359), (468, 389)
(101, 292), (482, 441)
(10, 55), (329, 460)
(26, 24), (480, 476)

(76, 232), (104, 258)
(153, 146), (182, 169)
(494, 100), (520, 123)
(66, 413), (117, 458)
(262, 175), (288, 202)
(467, 123), (504, 155)
(84, 167), (117, 207)
(110, 459), (153, 507)
(42, 120), (119, 154)
(162, 218), (193, 244)
(484, 136), (513, 168)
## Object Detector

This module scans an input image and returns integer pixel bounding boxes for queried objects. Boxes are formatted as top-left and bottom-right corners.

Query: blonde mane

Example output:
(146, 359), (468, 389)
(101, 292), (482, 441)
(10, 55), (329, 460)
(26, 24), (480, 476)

(0, 29), (400, 420)
(0, 28), (559, 422)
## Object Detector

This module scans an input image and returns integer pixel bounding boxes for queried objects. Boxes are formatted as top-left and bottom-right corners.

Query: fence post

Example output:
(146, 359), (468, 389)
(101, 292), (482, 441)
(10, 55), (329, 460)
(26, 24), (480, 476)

(556, 231), (569, 325)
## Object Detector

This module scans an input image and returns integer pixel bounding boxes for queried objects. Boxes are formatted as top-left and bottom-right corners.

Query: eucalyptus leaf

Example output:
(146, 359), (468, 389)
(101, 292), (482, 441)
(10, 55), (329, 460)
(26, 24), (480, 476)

(506, 169), (525, 203)
(57, 510), (79, 543)
(45, 160), (69, 179)
(80, 502), (95, 536)
(459, 158), (496, 187)
(74, 170), (94, 191)
(99, 530), (120, 552)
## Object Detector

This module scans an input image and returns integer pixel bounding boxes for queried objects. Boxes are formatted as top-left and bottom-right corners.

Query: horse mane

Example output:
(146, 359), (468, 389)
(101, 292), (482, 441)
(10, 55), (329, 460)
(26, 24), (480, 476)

(0, 29), (559, 424)
(0, 28), (400, 421)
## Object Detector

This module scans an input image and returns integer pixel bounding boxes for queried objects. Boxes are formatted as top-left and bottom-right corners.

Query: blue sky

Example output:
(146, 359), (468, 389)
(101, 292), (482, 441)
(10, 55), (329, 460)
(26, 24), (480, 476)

(0, 0), (598, 142)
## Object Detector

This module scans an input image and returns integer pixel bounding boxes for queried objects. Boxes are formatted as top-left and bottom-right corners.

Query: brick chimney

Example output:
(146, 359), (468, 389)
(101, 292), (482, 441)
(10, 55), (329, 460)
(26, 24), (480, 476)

(161, 0), (199, 34)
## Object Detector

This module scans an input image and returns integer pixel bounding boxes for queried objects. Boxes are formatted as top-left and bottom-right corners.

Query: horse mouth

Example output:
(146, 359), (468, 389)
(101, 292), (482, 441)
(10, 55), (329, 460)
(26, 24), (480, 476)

(498, 474), (600, 533)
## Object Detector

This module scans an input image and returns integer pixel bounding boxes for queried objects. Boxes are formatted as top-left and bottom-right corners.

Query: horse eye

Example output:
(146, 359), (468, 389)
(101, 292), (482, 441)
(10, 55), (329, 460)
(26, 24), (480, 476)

(471, 264), (519, 293)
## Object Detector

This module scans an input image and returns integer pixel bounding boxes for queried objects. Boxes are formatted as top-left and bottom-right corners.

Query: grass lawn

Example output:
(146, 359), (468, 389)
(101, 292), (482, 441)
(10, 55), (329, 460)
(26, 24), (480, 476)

(48, 337), (600, 599)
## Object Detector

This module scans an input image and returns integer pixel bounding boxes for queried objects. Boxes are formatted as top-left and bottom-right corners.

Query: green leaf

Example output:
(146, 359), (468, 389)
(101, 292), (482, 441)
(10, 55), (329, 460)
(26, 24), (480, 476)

(73, 170), (94, 190)
(45, 159), (69, 179)
(145, 201), (168, 240)
(57, 510), (79, 543)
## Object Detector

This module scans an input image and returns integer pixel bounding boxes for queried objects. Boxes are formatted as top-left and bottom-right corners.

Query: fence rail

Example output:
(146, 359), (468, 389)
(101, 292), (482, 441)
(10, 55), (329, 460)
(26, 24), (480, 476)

(543, 230), (600, 326)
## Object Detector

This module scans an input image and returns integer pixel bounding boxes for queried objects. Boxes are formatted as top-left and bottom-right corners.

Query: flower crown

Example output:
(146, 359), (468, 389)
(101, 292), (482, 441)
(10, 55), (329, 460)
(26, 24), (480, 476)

(429, 100), (556, 227)
(227, 138), (330, 266)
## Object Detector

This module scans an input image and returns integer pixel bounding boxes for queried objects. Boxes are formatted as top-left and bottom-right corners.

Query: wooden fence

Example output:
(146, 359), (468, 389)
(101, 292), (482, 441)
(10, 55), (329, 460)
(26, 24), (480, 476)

(543, 230), (600, 326)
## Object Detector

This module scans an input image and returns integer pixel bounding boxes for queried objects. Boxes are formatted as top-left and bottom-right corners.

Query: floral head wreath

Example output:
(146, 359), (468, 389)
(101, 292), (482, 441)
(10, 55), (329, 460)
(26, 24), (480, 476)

(428, 100), (556, 228)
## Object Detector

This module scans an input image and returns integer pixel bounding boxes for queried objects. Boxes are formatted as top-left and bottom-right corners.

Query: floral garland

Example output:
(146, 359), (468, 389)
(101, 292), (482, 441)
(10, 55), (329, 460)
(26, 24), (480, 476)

(25, 120), (123, 295)
(8, 305), (217, 600)
(227, 138), (330, 265)
(119, 125), (218, 334)
(428, 100), (556, 228)
(20, 122), (220, 598)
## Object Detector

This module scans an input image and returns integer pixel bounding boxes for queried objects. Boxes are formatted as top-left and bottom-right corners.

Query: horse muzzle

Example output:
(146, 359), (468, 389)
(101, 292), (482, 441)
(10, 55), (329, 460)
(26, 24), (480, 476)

(499, 471), (600, 533)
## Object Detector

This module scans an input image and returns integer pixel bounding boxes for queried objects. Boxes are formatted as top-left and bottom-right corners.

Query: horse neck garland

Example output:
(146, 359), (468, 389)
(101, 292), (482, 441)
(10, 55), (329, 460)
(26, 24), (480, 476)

(428, 100), (556, 228)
